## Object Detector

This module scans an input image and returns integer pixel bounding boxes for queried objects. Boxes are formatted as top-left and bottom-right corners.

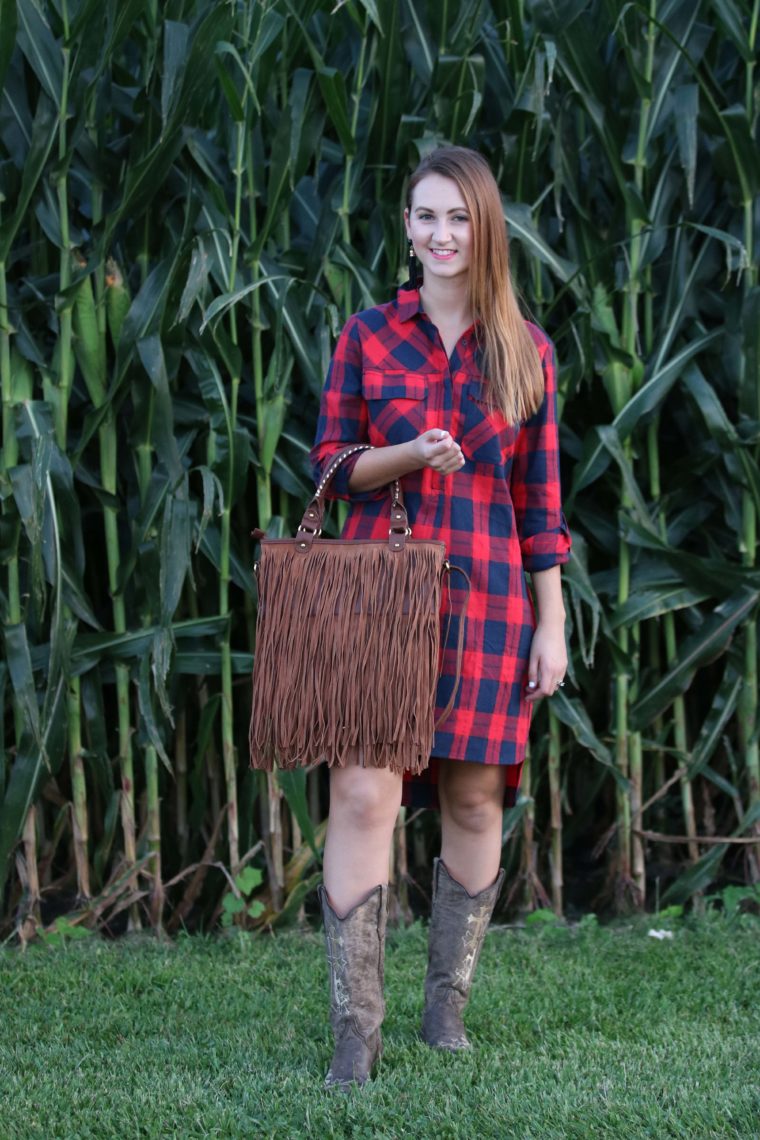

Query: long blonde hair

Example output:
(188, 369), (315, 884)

(407, 147), (544, 423)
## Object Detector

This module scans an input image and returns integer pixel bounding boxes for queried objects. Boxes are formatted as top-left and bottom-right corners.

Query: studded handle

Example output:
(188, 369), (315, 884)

(314, 443), (374, 500)
(294, 444), (409, 552)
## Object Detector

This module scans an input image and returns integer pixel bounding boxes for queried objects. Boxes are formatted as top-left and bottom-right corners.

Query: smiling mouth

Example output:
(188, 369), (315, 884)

(429, 248), (457, 259)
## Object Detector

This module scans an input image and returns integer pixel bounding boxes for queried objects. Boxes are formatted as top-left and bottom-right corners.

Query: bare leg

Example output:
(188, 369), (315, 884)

(322, 761), (403, 916)
(437, 760), (506, 893)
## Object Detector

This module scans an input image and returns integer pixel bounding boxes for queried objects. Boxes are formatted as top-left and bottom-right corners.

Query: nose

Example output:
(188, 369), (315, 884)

(433, 218), (452, 243)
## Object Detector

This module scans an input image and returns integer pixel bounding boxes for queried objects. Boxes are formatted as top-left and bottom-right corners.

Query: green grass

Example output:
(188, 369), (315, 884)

(1, 918), (758, 1139)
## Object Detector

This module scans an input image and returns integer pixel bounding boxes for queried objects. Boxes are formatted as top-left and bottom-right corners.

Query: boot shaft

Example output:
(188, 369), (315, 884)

(425, 859), (504, 1007)
(319, 884), (387, 1025)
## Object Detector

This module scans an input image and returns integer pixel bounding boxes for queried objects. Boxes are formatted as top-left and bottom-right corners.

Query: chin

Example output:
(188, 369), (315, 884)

(425, 263), (468, 277)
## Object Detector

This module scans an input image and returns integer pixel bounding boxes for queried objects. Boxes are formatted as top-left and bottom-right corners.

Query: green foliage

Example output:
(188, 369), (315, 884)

(656, 905), (685, 921)
(524, 907), (561, 927)
(705, 883), (760, 921)
(1, 0), (758, 929)
(220, 866), (265, 927)
(36, 916), (94, 948)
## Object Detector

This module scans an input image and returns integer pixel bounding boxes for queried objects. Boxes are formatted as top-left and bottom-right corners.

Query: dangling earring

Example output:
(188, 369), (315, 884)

(408, 240), (419, 287)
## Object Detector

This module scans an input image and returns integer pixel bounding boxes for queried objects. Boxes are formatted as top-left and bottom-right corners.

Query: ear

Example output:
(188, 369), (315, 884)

(403, 207), (411, 238)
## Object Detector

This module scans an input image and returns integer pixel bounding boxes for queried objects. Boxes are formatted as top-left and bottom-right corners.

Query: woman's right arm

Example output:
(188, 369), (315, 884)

(348, 431), (464, 492)
(309, 316), (375, 500)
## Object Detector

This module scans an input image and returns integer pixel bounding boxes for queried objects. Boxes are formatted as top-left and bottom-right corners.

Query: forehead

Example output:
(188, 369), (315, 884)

(410, 172), (468, 212)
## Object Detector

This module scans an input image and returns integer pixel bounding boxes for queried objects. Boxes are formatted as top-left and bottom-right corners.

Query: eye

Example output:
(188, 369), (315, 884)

(418, 212), (434, 220)
(453, 215), (469, 223)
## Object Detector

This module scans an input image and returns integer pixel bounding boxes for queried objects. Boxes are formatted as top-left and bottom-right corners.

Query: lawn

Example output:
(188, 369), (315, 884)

(0, 915), (758, 1139)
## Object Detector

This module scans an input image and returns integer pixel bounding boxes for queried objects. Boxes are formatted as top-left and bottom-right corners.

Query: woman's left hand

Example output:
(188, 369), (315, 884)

(524, 620), (568, 703)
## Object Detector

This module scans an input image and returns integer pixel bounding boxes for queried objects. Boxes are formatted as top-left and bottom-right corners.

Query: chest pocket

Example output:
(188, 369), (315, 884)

(461, 381), (518, 467)
(363, 370), (428, 446)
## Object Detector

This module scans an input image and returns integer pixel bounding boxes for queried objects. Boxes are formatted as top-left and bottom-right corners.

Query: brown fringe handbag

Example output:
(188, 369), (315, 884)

(249, 444), (470, 776)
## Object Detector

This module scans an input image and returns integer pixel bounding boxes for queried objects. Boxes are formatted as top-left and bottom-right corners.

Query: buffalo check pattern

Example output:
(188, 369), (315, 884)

(310, 285), (571, 808)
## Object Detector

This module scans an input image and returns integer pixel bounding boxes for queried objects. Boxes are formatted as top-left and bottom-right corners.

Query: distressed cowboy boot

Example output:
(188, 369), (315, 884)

(421, 858), (505, 1051)
(318, 883), (388, 1090)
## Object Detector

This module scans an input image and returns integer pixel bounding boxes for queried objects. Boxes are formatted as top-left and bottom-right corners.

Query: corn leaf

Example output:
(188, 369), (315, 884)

(631, 589), (760, 729)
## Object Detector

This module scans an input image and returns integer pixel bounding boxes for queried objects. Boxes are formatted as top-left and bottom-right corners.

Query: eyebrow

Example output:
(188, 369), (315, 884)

(414, 205), (470, 214)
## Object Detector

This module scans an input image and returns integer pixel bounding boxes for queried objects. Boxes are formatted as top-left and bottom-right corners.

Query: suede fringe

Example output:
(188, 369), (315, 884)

(249, 541), (446, 774)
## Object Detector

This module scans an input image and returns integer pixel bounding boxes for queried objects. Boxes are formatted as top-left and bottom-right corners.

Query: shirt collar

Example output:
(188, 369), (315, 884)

(396, 282), (423, 322)
(395, 283), (482, 340)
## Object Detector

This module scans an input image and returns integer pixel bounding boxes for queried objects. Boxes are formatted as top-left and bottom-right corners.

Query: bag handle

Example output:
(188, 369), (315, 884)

(295, 444), (410, 552)
(298, 447), (472, 727)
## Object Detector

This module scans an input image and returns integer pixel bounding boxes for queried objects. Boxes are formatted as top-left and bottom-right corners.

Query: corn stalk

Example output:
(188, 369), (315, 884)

(737, 0), (760, 876)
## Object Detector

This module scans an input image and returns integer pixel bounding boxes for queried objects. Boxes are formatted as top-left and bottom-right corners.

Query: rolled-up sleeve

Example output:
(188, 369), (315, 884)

(308, 316), (381, 501)
(509, 336), (571, 572)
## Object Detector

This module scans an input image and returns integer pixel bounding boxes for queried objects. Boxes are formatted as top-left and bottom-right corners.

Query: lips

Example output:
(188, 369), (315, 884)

(429, 248), (457, 260)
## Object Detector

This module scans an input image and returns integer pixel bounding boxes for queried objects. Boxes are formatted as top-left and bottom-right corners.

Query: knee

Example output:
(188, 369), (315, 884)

(444, 783), (502, 835)
(330, 771), (400, 833)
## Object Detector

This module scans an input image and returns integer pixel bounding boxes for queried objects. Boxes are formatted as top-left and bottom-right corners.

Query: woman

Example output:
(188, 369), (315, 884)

(309, 146), (571, 1089)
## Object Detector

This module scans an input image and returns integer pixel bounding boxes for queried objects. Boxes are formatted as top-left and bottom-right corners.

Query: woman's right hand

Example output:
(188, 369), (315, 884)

(411, 429), (465, 475)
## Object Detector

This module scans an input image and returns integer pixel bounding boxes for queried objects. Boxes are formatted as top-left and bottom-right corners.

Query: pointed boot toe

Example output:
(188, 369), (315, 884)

(421, 998), (471, 1051)
(324, 1025), (382, 1090)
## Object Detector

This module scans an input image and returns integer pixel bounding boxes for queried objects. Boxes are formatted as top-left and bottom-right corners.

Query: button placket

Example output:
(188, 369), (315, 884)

(419, 317), (453, 496)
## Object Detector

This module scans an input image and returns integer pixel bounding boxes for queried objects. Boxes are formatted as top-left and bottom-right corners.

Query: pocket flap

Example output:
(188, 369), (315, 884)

(465, 381), (519, 437)
(465, 378), (489, 405)
(363, 370), (427, 401)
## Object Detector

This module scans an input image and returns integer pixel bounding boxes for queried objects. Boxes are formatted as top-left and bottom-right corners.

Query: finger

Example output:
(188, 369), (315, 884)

(421, 430), (446, 455)
(441, 450), (463, 468)
(434, 445), (463, 468)
(431, 438), (456, 456)
(525, 656), (539, 697)
(526, 676), (554, 704)
(442, 455), (465, 475)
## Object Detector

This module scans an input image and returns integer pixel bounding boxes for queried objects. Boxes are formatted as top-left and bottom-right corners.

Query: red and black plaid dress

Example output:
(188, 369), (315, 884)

(310, 285), (571, 808)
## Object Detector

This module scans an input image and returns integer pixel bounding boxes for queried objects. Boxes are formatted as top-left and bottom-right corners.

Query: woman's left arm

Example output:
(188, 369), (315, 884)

(524, 565), (567, 703)
(509, 331), (572, 703)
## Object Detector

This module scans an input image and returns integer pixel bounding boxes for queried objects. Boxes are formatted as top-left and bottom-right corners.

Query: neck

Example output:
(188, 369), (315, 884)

(418, 275), (472, 328)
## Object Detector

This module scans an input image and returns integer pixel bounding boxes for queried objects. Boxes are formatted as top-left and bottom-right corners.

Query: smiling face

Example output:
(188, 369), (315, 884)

(404, 172), (473, 282)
